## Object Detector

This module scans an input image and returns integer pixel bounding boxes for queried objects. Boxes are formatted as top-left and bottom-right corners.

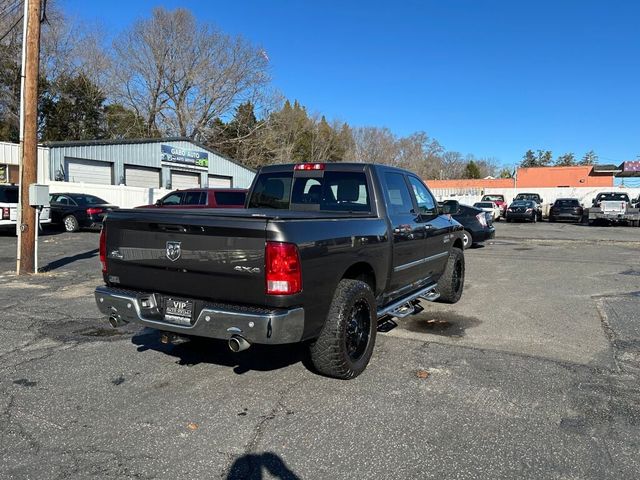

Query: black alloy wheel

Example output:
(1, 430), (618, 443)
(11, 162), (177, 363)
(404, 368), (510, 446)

(345, 299), (371, 361)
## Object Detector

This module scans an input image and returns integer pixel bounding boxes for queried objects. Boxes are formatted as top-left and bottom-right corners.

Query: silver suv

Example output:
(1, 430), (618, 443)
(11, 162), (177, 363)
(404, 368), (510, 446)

(0, 184), (51, 232)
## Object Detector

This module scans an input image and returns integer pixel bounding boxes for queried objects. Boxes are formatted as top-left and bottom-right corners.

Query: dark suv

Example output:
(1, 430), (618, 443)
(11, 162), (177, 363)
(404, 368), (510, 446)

(548, 198), (583, 223)
(514, 193), (543, 220)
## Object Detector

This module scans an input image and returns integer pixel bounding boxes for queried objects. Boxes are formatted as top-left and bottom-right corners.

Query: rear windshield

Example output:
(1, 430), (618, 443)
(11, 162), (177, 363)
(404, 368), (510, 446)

(248, 171), (371, 212)
(69, 194), (108, 205)
(482, 195), (503, 201)
(214, 191), (246, 206)
(598, 193), (629, 202)
(0, 186), (18, 203)
(515, 194), (540, 201)
(555, 199), (580, 207)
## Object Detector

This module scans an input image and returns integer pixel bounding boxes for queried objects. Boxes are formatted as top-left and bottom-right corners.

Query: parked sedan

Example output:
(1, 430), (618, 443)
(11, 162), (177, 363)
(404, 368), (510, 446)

(49, 193), (118, 232)
(505, 200), (538, 223)
(481, 194), (507, 218)
(443, 201), (496, 249)
(548, 198), (583, 223)
(473, 201), (501, 221)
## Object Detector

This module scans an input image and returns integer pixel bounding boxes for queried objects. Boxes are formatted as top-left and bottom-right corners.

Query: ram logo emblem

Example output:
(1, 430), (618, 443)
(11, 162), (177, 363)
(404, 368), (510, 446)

(166, 241), (182, 262)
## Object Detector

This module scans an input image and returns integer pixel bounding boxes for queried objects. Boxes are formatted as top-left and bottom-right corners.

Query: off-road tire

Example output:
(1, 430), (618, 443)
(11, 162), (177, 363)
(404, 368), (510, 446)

(63, 215), (80, 232)
(309, 279), (377, 380)
(437, 247), (465, 304)
(461, 230), (472, 250)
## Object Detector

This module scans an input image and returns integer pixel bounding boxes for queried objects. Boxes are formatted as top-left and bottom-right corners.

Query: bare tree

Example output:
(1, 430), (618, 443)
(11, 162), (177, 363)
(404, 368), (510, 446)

(346, 127), (398, 164)
(439, 151), (466, 179)
(109, 7), (269, 139)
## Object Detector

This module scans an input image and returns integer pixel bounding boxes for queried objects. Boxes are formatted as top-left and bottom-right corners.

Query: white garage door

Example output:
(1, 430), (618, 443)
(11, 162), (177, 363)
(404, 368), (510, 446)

(171, 171), (201, 189)
(66, 158), (112, 185)
(208, 175), (232, 188)
(125, 166), (161, 188)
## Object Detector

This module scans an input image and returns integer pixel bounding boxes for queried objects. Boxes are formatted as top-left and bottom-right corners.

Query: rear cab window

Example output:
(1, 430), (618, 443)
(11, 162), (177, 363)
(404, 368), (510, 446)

(598, 193), (630, 202)
(555, 199), (580, 207)
(248, 168), (372, 213)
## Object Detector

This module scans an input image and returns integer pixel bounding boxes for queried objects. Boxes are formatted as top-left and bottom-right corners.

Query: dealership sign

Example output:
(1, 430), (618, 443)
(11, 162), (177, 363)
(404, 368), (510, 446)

(161, 145), (208, 168)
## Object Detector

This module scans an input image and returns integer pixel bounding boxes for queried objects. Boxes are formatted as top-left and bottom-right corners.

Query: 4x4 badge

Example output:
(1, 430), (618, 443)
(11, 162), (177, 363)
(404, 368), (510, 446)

(166, 241), (181, 262)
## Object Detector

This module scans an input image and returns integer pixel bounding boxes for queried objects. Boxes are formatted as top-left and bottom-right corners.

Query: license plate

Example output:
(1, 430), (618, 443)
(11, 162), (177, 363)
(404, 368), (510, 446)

(164, 298), (194, 325)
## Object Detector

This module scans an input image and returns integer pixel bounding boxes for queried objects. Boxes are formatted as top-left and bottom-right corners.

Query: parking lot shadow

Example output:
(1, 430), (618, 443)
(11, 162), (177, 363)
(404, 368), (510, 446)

(39, 248), (98, 272)
(226, 452), (300, 480)
(131, 328), (310, 374)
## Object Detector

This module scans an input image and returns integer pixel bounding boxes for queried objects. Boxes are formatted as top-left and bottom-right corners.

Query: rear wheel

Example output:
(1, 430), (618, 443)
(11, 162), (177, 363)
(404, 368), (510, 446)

(437, 247), (465, 304)
(309, 279), (377, 379)
(63, 215), (80, 232)
(461, 230), (472, 249)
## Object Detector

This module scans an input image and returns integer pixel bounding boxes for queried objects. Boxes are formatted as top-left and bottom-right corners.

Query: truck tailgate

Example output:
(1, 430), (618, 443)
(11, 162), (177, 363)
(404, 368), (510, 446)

(104, 210), (268, 305)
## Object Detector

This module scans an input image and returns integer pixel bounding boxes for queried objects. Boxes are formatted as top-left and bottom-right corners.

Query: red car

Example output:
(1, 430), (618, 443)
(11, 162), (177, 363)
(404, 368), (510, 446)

(137, 188), (247, 209)
(481, 194), (507, 218)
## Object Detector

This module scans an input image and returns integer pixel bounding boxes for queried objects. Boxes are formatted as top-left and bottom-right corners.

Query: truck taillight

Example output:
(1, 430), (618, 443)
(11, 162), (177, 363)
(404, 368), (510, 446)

(99, 228), (107, 273)
(265, 241), (302, 295)
(1, 207), (8, 220)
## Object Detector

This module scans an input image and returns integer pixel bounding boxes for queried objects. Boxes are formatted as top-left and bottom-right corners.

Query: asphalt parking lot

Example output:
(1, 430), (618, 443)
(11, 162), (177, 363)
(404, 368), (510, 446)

(1, 222), (639, 479)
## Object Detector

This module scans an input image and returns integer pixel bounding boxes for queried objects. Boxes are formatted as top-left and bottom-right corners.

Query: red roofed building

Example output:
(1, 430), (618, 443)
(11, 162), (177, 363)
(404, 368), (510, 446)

(427, 165), (614, 189)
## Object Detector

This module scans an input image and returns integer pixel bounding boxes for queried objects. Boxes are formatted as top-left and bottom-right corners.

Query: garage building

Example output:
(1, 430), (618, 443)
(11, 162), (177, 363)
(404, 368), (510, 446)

(44, 137), (255, 189)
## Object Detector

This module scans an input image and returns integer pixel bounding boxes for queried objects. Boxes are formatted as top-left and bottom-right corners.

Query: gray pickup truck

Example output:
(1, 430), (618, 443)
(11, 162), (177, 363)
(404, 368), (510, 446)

(587, 192), (640, 226)
(95, 163), (466, 378)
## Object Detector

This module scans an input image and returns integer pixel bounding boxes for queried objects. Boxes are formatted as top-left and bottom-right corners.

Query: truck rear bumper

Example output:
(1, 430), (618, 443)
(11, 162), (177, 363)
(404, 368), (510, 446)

(94, 286), (305, 344)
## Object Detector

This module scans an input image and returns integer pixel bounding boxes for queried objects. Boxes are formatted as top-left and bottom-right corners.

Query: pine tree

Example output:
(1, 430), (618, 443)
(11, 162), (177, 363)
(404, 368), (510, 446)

(498, 167), (512, 178)
(521, 150), (537, 167)
(555, 153), (576, 166)
(537, 150), (553, 166)
(464, 160), (481, 178)
(40, 73), (106, 141)
(104, 104), (150, 139)
(580, 150), (598, 165)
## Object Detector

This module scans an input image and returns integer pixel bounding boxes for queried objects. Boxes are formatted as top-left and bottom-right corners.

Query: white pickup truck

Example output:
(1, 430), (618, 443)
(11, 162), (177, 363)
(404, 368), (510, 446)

(0, 184), (51, 233)
(588, 192), (640, 226)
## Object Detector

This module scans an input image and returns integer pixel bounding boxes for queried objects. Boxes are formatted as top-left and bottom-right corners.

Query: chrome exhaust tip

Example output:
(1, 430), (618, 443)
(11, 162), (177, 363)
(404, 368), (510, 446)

(228, 335), (251, 353)
(108, 315), (121, 328)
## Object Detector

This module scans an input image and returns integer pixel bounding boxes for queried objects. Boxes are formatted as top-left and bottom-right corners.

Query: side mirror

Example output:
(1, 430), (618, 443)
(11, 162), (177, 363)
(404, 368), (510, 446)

(442, 200), (460, 215)
(591, 198), (595, 204)
(540, 198), (543, 203)
(155, 200), (162, 206)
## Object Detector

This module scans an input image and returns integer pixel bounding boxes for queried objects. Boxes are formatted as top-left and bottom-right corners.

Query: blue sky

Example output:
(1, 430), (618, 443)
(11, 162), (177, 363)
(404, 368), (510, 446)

(62, 0), (640, 168)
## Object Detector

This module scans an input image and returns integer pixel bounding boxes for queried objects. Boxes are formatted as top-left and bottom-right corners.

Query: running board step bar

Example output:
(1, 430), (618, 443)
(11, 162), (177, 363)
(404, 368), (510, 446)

(377, 285), (440, 320)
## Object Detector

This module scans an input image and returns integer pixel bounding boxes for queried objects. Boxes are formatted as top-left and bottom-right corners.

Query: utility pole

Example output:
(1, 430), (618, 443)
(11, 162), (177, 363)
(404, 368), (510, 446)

(17, 0), (41, 275)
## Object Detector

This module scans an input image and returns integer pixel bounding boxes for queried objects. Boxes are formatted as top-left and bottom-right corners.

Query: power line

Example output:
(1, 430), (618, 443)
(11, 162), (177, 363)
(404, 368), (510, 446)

(0, 12), (22, 42)
(0, 0), (23, 20)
